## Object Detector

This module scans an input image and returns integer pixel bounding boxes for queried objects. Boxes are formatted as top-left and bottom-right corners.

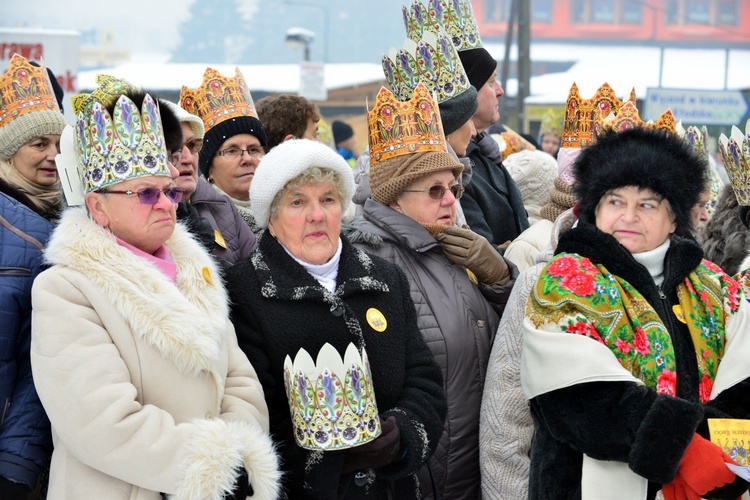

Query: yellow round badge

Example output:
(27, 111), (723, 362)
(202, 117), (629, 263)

(366, 308), (387, 333)
(672, 304), (687, 324)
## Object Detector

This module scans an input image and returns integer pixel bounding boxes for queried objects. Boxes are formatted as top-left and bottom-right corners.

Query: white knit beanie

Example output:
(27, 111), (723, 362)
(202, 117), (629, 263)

(505, 149), (558, 222)
(160, 100), (205, 140)
(250, 139), (356, 228)
(0, 109), (67, 161)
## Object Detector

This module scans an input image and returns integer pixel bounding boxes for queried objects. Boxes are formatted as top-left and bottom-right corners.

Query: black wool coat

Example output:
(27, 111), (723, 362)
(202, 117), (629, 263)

(529, 222), (750, 500)
(226, 232), (447, 499)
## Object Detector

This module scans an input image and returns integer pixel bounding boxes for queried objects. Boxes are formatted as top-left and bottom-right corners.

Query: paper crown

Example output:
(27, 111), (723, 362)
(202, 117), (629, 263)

(491, 124), (536, 161)
(0, 54), (61, 129)
(600, 101), (677, 135)
(539, 108), (564, 138)
(561, 82), (637, 149)
(179, 67), (258, 133)
(71, 74), (139, 116)
(283, 343), (381, 451)
(678, 123), (724, 215)
(383, 29), (471, 104)
(368, 83), (446, 164)
(719, 120), (750, 206)
(403, 0), (483, 51)
(75, 93), (170, 193)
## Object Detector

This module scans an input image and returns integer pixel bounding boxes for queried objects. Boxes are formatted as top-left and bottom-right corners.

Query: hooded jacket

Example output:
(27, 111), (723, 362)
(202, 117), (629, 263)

(30, 207), (280, 499)
(348, 199), (517, 500)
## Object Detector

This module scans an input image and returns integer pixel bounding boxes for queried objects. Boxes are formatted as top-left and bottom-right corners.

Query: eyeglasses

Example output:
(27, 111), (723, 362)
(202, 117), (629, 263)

(182, 138), (203, 155)
(168, 150), (182, 166)
(104, 186), (185, 205)
(216, 146), (265, 159)
(403, 184), (464, 201)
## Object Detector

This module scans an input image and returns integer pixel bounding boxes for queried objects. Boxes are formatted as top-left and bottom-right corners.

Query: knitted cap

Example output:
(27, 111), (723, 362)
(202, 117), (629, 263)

(160, 100), (205, 140)
(439, 86), (478, 136)
(457, 47), (497, 90)
(332, 120), (354, 144)
(0, 109), (66, 161)
(199, 116), (267, 179)
(370, 151), (463, 206)
(250, 139), (355, 228)
(505, 150), (558, 219)
(541, 177), (577, 222)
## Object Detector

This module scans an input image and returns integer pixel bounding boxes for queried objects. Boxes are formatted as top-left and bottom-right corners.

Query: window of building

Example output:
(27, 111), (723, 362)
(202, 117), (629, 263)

(664, 0), (679, 24)
(570, 0), (586, 23)
(686, 0), (710, 24)
(622, 0), (642, 22)
(717, 0), (738, 25)
(533, 0), (553, 22)
(592, 0), (615, 22)
(483, 0), (513, 22)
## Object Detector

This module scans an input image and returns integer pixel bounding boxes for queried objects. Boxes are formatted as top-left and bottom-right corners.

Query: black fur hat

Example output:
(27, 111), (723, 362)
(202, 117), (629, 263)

(573, 127), (707, 238)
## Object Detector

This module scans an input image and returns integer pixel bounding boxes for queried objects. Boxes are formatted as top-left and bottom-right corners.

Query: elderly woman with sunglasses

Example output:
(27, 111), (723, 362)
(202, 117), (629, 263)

(29, 92), (280, 499)
(348, 85), (517, 500)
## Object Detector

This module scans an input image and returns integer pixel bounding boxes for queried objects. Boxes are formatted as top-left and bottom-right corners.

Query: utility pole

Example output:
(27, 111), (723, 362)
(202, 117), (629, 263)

(500, 0), (516, 120)
(517, 0), (531, 133)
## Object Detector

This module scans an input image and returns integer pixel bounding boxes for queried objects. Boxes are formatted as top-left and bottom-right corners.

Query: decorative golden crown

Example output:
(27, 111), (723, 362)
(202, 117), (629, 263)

(539, 108), (563, 138)
(719, 120), (750, 206)
(382, 29), (471, 104)
(179, 67), (258, 133)
(561, 82), (637, 148)
(75, 93), (170, 193)
(71, 74), (139, 116)
(283, 343), (381, 451)
(492, 124), (536, 161)
(0, 54), (61, 128)
(678, 124), (723, 216)
(368, 83), (446, 164)
(600, 101), (677, 135)
(403, 0), (482, 51)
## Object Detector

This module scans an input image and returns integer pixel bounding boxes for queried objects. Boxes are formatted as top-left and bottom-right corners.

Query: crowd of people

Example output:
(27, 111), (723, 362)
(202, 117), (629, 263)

(2, 0), (750, 499)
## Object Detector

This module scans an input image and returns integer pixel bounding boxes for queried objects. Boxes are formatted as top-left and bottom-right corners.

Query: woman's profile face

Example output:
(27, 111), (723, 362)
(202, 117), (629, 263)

(11, 134), (60, 186)
(268, 181), (342, 265)
(595, 186), (676, 254)
(446, 119), (475, 157)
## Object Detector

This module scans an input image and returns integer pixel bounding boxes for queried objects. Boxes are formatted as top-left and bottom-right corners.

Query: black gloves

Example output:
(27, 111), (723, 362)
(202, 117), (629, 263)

(176, 200), (216, 252)
(341, 416), (401, 474)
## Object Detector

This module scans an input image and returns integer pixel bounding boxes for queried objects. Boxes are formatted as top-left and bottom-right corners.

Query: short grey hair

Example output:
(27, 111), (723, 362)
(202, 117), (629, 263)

(268, 166), (346, 221)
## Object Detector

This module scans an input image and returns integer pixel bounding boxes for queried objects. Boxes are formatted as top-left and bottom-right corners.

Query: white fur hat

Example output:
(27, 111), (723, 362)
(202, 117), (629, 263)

(160, 100), (204, 140)
(250, 139), (356, 228)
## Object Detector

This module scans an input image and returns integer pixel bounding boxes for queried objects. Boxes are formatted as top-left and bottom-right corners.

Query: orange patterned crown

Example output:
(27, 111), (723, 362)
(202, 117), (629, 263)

(600, 101), (677, 135)
(561, 82), (636, 149)
(179, 67), (258, 133)
(0, 54), (61, 128)
(368, 83), (446, 164)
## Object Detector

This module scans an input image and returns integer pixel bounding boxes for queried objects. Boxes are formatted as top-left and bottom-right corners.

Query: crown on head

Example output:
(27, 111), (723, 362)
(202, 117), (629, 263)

(495, 125), (536, 161)
(382, 29), (471, 104)
(75, 93), (170, 193)
(719, 120), (750, 206)
(0, 54), (61, 129)
(678, 124), (724, 215)
(403, 0), (482, 52)
(562, 82), (637, 148)
(283, 343), (381, 451)
(179, 67), (258, 133)
(71, 74), (139, 116)
(539, 108), (564, 138)
(600, 101), (677, 135)
(368, 83), (446, 164)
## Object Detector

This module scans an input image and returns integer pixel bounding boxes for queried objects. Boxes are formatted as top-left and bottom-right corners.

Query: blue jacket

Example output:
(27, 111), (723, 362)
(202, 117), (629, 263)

(0, 185), (54, 489)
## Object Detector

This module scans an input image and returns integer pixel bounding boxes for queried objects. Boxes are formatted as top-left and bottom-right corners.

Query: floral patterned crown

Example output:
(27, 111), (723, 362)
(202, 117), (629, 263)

(179, 67), (258, 133)
(0, 54), (61, 128)
(599, 101), (677, 135)
(719, 120), (750, 206)
(539, 108), (564, 138)
(382, 29), (471, 104)
(75, 93), (170, 193)
(71, 74), (139, 116)
(403, 0), (483, 51)
(368, 82), (446, 164)
(562, 82), (637, 149)
(677, 123), (723, 216)
(283, 343), (381, 451)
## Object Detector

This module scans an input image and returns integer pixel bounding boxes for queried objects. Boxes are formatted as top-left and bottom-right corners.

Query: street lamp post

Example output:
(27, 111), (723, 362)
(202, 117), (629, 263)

(285, 27), (315, 62)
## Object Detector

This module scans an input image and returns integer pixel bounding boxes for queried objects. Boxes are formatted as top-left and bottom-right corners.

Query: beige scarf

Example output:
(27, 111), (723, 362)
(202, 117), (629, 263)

(0, 159), (63, 214)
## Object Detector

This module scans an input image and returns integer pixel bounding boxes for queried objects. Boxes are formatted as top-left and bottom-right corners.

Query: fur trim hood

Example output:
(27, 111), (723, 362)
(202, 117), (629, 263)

(43, 207), (230, 376)
(573, 127), (706, 238)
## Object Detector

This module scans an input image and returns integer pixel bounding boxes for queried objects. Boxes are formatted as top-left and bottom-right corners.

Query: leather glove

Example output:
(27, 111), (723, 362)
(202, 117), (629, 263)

(0, 476), (31, 499)
(436, 225), (510, 285)
(673, 434), (736, 497)
(341, 416), (401, 474)
(661, 474), (701, 500)
(224, 467), (250, 500)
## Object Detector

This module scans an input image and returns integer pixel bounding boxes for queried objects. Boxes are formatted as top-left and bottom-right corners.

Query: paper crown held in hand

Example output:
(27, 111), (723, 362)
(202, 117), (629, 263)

(283, 343), (381, 451)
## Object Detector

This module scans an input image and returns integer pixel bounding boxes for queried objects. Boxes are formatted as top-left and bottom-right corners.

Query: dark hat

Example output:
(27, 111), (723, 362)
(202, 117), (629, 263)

(439, 86), (478, 136)
(199, 116), (267, 179)
(29, 61), (64, 113)
(457, 47), (497, 90)
(573, 127), (706, 237)
(332, 120), (354, 144)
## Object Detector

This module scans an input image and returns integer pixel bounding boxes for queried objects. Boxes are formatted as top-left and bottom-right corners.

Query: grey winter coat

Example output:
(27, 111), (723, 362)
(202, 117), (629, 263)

(190, 178), (257, 264)
(348, 199), (517, 500)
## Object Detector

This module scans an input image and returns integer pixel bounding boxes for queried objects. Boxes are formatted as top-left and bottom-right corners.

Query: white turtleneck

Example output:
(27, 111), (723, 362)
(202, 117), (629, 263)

(280, 237), (343, 293)
(631, 238), (671, 287)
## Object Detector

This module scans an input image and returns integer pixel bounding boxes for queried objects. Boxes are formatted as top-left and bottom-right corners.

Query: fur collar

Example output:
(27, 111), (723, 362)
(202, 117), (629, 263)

(44, 207), (230, 376)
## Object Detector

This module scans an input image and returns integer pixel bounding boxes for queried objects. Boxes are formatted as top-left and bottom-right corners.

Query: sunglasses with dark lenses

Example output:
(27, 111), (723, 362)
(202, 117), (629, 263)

(105, 186), (185, 205)
(183, 138), (203, 155)
(403, 184), (465, 201)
